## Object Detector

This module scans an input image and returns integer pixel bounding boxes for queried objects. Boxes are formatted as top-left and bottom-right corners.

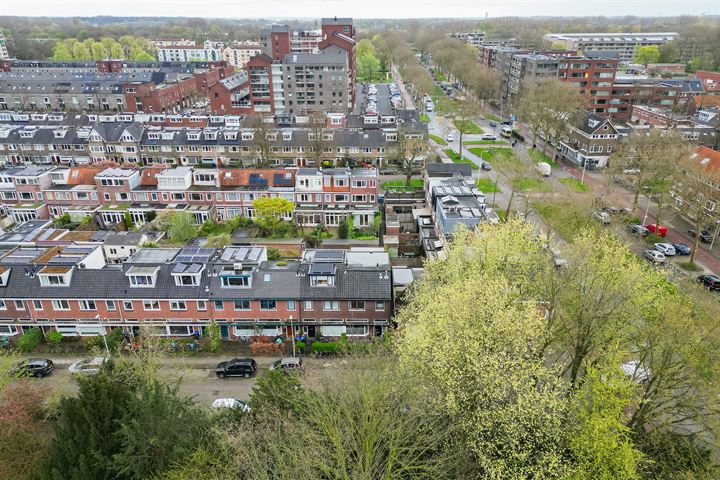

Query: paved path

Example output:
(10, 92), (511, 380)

(390, 64), (415, 111)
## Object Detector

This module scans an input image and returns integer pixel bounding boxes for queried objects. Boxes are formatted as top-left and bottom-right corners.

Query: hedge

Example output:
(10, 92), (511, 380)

(511, 130), (525, 142)
(311, 342), (343, 354)
(18, 327), (43, 353)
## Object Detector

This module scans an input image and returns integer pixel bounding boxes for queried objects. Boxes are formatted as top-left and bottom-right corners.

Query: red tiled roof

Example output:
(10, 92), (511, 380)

(139, 166), (170, 186)
(219, 168), (295, 187)
(686, 145), (720, 178)
(67, 167), (104, 185)
(695, 71), (720, 94)
(692, 95), (720, 108)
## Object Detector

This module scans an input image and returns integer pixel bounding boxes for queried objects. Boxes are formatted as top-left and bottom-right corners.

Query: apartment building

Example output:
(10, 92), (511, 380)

(223, 43), (263, 68)
(450, 32), (486, 49)
(283, 50), (350, 113)
(156, 44), (223, 63)
(0, 32), (8, 61)
(0, 244), (392, 340)
(291, 30), (323, 54)
(505, 54), (560, 103)
(629, 105), (716, 144)
(558, 56), (618, 115)
(543, 32), (679, 63)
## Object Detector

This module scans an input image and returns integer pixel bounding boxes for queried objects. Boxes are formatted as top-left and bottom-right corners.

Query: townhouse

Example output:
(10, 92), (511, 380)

(558, 112), (620, 169)
(0, 244), (392, 340)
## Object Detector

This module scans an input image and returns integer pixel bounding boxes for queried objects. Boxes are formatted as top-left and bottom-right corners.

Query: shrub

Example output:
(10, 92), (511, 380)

(47, 330), (63, 345)
(311, 342), (342, 355)
(250, 341), (283, 355)
(295, 340), (306, 354)
(620, 214), (641, 225)
(511, 130), (525, 142)
(17, 327), (43, 353)
(84, 328), (124, 353)
(267, 248), (282, 261)
(206, 321), (222, 353)
(338, 219), (349, 239)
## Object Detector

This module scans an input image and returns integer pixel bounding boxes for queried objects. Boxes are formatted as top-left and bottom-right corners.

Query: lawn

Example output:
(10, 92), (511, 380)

(382, 179), (424, 191)
(559, 178), (590, 193)
(533, 199), (598, 241)
(483, 112), (503, 122)
(470, 148), (516, 167)
(464, 140), (508, 145)
(514, 177), (551, 192)
(527, 148), (559, 168)
(454, 119), (483, 134)
(420, 113), (430, 123)
(429, 134), (448, 146)
(444, 149), (479, 170)
(476, 178), (501, 193)
(434, 69), (447, 82)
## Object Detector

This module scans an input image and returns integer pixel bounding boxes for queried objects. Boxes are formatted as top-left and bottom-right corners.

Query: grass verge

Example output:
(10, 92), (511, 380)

(464, 140), (508, 145)
(420, 114), (430, 123)
(560, 178), (590, 193)
(476, 178), (500, 193)
(533, 199), (599, 241)
(527, 148), (560, 168)
(515, 177), (552, 192)
(454, 119), (483, 134)
(444, 149), (479, 170)
(679, 262), (702, 271)
(429, 134), (448, 146)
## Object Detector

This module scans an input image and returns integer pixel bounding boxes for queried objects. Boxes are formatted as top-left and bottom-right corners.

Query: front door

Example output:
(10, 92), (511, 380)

(374, 325), (383, 337)
(307, 325), (316, 338)
(220, 325), (229, 339)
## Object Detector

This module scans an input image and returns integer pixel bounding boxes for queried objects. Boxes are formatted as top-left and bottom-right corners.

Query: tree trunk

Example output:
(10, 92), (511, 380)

(505, 188), (515, 222)
(689, 220), (702, 265)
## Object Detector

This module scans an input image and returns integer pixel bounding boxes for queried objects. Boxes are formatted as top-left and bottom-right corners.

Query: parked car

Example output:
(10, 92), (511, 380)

(623, 168), (640, 175)
(628, 224), (650, 237)
(489, 121), (497, 128)
(592, 211), (612, 224)
(645, 224), (667, 237)
(215, 358), (257, 379)
(672, 243), (692, 255)
(619, 207), (633, 215)
(481, 133), (497, 141)
(696, 274), (720, 291)
(688, 229), (713, 244)
(644, 250), (666, 264)
(481, 161), (492, 171)
(269, 357), (304, 373)
(446, 133), (454, 142)
(603, 206), (619, 214)
(212, 398), (251, 412)
(11, 358), (54, 378)
(69, 356), (107, 375)
(654, 243), (676, 256)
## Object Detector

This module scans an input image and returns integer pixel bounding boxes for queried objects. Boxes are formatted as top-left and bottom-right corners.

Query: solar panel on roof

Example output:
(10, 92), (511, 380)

(248, 248), (262, 261)
(220, 248), (234, 261)
(172, 263), (187, 273)
(187, 263), (203, 273)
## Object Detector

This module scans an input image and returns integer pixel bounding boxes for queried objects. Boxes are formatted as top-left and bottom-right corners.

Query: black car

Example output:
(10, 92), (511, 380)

(672, 243), (692, 255)
(12, 358), (54, 378)
(489, 121), (497, 128)
(696, 275), (720, 291)
(215, 358), (257, 379)
(481, 161), (492, 171)
(688, 229), (713, 244)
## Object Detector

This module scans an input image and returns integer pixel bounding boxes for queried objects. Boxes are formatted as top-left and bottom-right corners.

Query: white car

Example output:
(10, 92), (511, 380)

(481, 133), (497, 140)
(654, 243), (676, 256)
(592, 211), (612, 224)
(446, 133), (455, 142)
(644, 250), (666, 264)
(68, 356), (107, 375)
(212, 398), (251, 412)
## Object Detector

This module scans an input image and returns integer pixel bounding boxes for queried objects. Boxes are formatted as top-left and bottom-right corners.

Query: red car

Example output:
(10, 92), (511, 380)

(644, 224), (667, 237)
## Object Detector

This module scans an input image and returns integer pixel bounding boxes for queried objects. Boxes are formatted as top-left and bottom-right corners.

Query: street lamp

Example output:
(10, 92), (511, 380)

(709, 220), (720, 251)
(289, 315), (296, 358)
(95, 315), (110, 356)
(580, 157), (588, 186)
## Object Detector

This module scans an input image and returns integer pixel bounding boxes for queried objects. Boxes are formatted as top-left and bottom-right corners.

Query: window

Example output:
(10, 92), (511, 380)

(123, 301), (134, 311)
(106, 300), (116, 311)
(311, 275), (334, 287)
(170, 300), (187, 311)
(15, 300), (25, 310)
(260, 300), (276, 310)
(214, 300), (224, 311)
(221, 276), (250, 287)
(129, 275), (154, 287)
(0, 300), (5, 310)
(234, 300), (251, 310)
(174, 274), (200, 286)
(349, 300), (365, 310)
(79, 300), (97, 311)
(39, 273), (68, 286)
(287, 300), (296, 310)
(346, 326), (368, 336)
(375, 301), (385, 311)
(33, 300), (43, 310)
(304, 300), (313, 311)
(52, 300), (70, 310)
(143, 300), (160, 311)
(197, 301), (207, 311)
(324, 301), (339, 311)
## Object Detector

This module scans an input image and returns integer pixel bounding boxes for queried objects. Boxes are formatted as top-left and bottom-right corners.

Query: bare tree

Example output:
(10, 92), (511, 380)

(247, 114), (271, 168)
(392, 128), (428, 186)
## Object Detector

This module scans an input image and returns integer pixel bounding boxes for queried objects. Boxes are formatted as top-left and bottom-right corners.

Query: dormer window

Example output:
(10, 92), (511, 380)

(204, 131), (217, 140)
(241, 132), (254, 141)
(38, 266), (73, 286)
(126, 266), (159, 287)
(308, 263), (336, 287)
(90, 134), (102, 142)
(172, 263), (204, 286)
(187, 132), (200, 141)
(266, 132), (277, 141)
(224, 131), (237, 140)
(283, 131), (292, 141)
(0, 268), (10, 287)
(148, 132), (160, 140)
(121, 134), (134, 142)
(220, 266), (252, 288)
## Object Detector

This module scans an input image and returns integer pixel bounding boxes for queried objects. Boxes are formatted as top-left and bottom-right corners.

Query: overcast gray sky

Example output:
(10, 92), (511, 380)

(0, 0), (718, 18)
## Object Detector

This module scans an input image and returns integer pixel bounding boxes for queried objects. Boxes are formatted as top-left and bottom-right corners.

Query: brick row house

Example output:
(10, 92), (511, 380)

(0, 245), (392, 340)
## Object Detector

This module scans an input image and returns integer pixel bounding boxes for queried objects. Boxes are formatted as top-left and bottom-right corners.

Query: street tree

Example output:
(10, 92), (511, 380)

(453, 99), (477, 156)
(307, 111), (333, 167)
(613, 128), (687, 215)
(500, 149), (535, 221)
(252, 197), (295, 237)
(672, 150), (720, 264)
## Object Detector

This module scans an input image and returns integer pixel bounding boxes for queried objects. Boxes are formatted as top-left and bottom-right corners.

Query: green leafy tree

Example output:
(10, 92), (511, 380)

(45, 368), (135, 480)
(248, 368), (304, 414)
(635, 45), (661, 65)
(252, 197), (295, 237)
(51, 43), (73, 60)
(164, 211), (198, 244)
